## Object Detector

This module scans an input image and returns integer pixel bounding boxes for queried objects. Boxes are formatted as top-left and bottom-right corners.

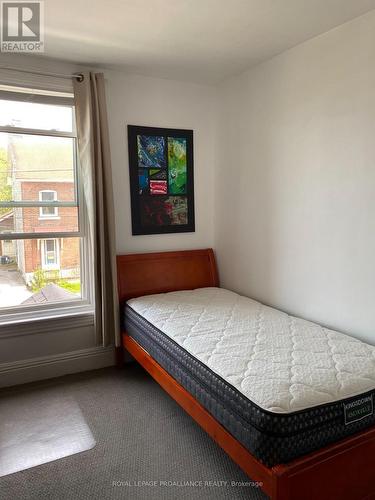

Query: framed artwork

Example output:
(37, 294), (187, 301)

(127, 125), (195, 235)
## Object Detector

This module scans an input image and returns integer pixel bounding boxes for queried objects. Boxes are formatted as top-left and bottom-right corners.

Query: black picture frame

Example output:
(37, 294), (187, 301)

(127, 125), (195, 235)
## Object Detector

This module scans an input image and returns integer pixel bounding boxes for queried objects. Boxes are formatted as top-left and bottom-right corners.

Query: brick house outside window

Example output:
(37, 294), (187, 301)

(8, 134), (80, 285)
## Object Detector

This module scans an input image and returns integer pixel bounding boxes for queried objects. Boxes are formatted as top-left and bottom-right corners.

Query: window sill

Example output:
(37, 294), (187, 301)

(0, 305), (95, 339)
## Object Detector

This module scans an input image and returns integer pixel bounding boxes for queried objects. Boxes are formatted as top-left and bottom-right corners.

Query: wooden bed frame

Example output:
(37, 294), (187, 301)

(117, 248), (375, 500)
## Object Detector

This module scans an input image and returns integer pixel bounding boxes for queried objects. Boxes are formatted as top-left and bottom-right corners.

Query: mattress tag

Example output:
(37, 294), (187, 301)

(343, 395), (373, 425)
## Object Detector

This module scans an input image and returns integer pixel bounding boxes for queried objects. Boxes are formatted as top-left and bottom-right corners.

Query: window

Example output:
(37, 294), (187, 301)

(0, 85), (92, 320)
(41, 239), (59, 269)
(39, 190), (58, 218)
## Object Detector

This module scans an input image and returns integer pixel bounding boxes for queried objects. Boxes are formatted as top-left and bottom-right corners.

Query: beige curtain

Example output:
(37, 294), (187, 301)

(73, 72), (120, 347)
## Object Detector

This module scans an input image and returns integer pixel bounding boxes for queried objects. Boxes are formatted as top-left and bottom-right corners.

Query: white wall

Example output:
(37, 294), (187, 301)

(2, 7), (375, 385)
(215, 10), (375, 344)
(106, 70), (217, 254)
(0, 56), (217, 384)
(0, 55), (217, 259)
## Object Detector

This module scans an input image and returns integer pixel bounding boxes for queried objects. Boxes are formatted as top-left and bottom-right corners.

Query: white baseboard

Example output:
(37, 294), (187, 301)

(0, 346), (116, 388)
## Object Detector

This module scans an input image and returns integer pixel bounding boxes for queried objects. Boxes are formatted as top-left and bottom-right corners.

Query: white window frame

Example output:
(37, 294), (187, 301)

(39, 190), (59, 219)
(41, 238), (60, 270)
(0, 86), (94, 327)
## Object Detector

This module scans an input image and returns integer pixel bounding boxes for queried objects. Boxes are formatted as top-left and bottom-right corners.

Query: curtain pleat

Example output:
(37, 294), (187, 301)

(73, 72), (120, 347)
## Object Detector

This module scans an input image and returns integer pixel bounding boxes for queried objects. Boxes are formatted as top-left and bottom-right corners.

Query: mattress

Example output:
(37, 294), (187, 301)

(123, 287), (375, 466)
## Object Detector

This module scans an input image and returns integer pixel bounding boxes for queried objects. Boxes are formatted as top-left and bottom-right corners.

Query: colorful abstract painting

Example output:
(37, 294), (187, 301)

(168, 138), (187, 194)
(128, 125), (194, 235)
(137, 135), (166, 169)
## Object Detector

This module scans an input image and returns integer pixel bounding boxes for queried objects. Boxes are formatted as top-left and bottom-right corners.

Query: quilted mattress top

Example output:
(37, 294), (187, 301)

(127, 287), (375, 414)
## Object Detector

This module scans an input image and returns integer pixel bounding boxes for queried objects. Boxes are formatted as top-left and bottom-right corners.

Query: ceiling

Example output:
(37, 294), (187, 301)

(40, 0), (375, 83)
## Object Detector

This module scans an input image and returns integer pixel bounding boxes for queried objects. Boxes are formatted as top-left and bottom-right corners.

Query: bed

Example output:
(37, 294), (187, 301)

(117, 248), (375, 500)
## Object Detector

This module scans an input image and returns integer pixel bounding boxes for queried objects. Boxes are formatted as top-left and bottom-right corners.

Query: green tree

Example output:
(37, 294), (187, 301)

(0, 148), (11, 217)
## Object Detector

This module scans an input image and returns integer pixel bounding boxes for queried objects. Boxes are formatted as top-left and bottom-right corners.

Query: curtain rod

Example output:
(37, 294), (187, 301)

(0, 65), (84, 82)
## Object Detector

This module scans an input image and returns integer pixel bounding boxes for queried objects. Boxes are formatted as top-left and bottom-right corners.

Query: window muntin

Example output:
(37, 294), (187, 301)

(0, 87), (88, 315)
(0, 206), (79, 234)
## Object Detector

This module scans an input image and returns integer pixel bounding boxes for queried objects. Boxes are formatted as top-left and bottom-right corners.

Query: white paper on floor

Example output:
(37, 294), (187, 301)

(0, 392), (96, 477)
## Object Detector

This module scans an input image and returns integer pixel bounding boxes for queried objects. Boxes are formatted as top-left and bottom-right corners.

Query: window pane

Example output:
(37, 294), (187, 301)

(40, 191), (56, 202)
(0, 237), (81, 308)
(0, 133), (76, 203)
(45, 240), (55, 252)
(0, 207), (79, 234)
(0, 99), (74, 132)
(41, 206), (58, 217)
(43, 239), (58, 268)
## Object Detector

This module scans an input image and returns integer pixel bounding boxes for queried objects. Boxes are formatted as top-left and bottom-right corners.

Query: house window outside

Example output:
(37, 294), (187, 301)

(39, 190), (58, 218)
(0, 85), (92, 318)
(42, 239), (59, 269)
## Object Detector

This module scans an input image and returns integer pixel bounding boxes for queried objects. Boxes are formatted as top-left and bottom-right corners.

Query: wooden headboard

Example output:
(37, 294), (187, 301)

(116, 248), (219, 304)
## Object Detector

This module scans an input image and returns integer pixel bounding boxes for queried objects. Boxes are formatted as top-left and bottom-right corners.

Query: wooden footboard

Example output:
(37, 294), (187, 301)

(117, 249), (375, 500)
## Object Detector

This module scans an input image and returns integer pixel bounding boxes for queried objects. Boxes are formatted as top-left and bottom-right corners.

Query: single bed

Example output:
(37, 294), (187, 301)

(117, 249), (375, 500)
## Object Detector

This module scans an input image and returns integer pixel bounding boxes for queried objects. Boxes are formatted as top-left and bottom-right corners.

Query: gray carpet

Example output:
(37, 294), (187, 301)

(0, 363), (267, 500)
